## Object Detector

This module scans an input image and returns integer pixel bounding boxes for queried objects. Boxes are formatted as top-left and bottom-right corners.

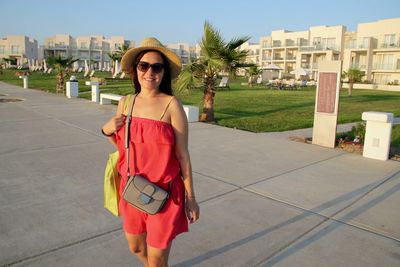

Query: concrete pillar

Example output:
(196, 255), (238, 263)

(362, 112), (393, 161)
(183, 105), (199, 122)
(66, 76), (79, 98)
(85, 81), (99, 103)
(19, 76), (28, 89)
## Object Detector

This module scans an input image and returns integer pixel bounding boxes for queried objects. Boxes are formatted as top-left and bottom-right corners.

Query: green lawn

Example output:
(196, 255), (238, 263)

(1, 68), (400, 139)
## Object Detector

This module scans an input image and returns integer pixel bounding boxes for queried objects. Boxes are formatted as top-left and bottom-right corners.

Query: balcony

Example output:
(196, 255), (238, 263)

(301, 63), (310, 69)
(262, 56), (272, 60)
(373, 63), (400, 71)
(286, 56), (296, 60)
(351, 63), (366, 69)
(299, 45), (339, 52)
(379, 43), (399, 49)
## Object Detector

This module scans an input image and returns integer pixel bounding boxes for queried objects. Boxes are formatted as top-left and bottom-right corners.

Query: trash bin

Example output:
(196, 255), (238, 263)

(66, 76), (79, 98)
(362, 111), (393, 161)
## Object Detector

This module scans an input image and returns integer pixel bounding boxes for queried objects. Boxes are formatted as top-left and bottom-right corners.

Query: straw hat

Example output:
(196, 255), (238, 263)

(121, 37), (182, 79)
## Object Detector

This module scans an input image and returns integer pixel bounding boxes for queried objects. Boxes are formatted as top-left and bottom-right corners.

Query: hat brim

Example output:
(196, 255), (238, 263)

(121, 46), (182, 80)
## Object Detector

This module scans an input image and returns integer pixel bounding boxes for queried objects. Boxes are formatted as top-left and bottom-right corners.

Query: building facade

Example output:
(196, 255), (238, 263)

(43, 35), (135, 70)
(0, 35), (38, 66)
(257, 25), (346, 79)
(248, 17), (400, 85)
(166, 43), (199, 66)
(342, 18), (400, 85)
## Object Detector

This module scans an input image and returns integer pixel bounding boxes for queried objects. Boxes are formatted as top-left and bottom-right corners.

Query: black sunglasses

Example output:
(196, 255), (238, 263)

(137, 61), (164, 74)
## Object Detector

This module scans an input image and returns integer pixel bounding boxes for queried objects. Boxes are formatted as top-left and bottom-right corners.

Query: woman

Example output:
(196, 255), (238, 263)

(102, 37), (199, 267)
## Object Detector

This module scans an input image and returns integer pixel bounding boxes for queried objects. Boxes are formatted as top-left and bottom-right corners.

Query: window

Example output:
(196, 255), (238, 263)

(326, 38), (336, 49)
(313, 37), (321, 45)
(384, 34), (395, 46)
(11, 45), (19, 54)
(80, 42), (87, 49)
(362, 38), (369, 48)
(0, 45), (4, 54)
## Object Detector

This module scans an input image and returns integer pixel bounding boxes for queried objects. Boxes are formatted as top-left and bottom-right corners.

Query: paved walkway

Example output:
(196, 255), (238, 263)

(1, 81), (399, 267)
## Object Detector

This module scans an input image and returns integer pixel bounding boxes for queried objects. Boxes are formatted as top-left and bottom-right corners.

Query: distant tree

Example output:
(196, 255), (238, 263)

(246, 65), (261, 87)
(107, 44), (130, 76)
(175, 21), (251, 122)
(342, 68), (364, 97)
(46, 55), (79, 94)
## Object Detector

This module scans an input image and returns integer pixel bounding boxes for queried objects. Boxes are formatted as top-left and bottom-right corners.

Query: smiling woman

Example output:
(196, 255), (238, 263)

(101, 37), (199, 267)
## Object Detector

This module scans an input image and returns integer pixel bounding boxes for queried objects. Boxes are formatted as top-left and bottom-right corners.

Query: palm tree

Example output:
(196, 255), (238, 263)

(46, 55), (79, 94)
(246, 65), (261, 87)
(108, 52), (121, 76)
(342, 67), (364, 97)
(107, 44), (130, 76)
(176, 21), (251, 122)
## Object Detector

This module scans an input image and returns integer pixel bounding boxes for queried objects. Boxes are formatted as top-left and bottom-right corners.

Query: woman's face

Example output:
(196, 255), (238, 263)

(137, 51), (164, 91)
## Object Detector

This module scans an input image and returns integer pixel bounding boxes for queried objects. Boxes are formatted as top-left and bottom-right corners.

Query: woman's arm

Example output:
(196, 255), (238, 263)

(170, 97), (200, 223)
(101, 96), (127, 148)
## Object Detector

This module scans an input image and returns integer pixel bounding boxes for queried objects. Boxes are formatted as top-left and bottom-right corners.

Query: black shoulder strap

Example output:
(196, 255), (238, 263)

(125, 94), (138, 176)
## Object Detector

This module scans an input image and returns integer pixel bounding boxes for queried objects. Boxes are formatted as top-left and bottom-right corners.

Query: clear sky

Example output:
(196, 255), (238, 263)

(1, 0), (399, 45)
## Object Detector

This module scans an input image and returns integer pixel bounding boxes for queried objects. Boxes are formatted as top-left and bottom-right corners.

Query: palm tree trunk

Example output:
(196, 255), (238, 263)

(200, 76), (215, 122)
(348, 81), (353, 97)
(56, 71), (64, 94)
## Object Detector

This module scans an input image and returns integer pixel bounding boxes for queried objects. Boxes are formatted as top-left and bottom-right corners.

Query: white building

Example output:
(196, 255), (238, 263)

(43, 35), (135, 70)
(247, 17), (400, 85)
(0, 35), (38, 66)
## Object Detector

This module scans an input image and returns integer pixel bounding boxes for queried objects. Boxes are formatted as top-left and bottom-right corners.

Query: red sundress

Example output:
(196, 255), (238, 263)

(116, 116), (188, 249)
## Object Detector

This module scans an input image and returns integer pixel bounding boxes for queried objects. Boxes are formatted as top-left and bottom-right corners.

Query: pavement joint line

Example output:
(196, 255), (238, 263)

(0, 117), (49, 124)
(17, 104), (106, 140)
(254, 218), (330, 267)
(193, 170), (242, 188)
(253, 168), (400, 266)
(0, 140), (104, 157)
(243, 152), (347, 188)
(243, 185), (400, 243)
(3, 227), (123, 267)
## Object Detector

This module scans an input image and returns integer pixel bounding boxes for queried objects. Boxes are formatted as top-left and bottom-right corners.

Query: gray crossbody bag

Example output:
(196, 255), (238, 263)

(122, 95), (169, 215)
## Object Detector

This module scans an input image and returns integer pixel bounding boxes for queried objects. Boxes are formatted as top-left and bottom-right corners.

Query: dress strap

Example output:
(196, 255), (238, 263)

(160, 96), (174, 120)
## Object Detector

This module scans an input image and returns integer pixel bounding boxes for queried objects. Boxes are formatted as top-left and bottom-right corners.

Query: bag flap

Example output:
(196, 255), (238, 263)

(132, 175), (168, 200)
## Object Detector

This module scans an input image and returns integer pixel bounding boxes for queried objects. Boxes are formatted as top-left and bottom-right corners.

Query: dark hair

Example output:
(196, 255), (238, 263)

(130, 50), (173, 95)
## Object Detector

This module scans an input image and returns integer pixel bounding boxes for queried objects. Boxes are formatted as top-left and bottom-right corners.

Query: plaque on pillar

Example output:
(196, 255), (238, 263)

(312, 61), (342, 148)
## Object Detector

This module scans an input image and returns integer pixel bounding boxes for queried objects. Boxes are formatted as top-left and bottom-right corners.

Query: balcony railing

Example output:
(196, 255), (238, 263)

(262, 56), (272, 60)
(351, 63), (366, 69)
(299, 45), (339, 52)
(346, 44), (369, 49)
(373, 63), (400, 70)
(379, 43), (399, 49)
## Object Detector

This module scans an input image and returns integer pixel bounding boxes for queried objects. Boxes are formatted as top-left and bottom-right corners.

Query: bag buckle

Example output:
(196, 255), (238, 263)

(139, 193), (152, 205)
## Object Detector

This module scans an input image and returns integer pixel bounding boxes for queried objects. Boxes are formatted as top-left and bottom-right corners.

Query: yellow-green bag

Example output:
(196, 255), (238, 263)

(103, 94), (132, 216)
(104, 151), (120, 216)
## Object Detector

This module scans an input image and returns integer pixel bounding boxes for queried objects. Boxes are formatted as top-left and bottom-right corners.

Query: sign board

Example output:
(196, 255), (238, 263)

(312, 61), (342, 148)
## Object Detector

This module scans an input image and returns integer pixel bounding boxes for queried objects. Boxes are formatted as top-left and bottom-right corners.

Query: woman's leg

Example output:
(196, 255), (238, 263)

(147, 243), (172, 267)
(125, 232), (148, 267)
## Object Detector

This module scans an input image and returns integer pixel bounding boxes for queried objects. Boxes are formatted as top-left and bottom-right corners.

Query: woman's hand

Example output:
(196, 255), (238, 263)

(185, 197), (200, 224)
(103, 114), (126, 135)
